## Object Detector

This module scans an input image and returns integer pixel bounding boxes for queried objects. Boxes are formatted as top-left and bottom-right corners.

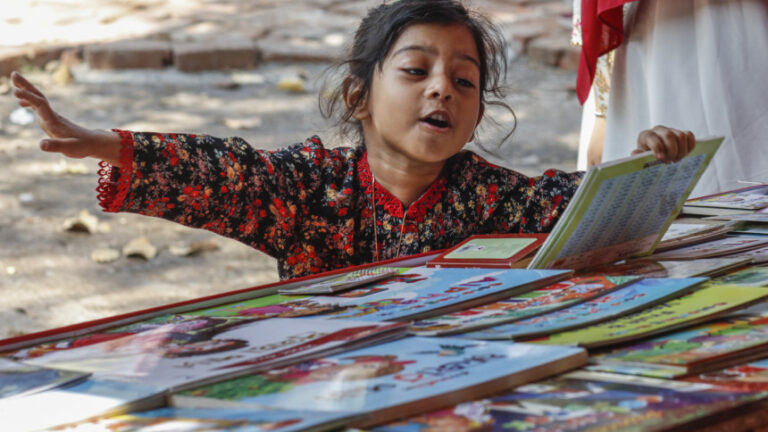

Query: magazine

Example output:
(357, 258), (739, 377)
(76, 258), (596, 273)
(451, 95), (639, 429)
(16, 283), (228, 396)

(527, 137), (722, 270)
(171, 336), (587, 428)
(409, 275), (638, 336)
(373, 370), (764, 432)
(22, 317), (407, 391)
(535, 284), (768, 348)
(462, 278), (705, 340)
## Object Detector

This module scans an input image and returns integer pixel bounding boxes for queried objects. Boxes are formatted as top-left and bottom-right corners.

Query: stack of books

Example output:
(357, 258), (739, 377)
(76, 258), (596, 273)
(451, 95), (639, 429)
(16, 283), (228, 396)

(5, 136), (768, 431)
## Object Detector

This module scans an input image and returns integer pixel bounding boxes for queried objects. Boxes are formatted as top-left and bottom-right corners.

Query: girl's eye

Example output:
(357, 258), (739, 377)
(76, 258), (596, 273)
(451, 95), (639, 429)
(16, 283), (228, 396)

(456, 78), (476, 88)
(402, 68), (426, 76)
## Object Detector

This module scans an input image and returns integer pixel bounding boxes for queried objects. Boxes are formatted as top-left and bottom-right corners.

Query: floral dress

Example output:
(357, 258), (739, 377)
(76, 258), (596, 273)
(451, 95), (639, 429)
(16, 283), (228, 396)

(98, 131), (583, 280)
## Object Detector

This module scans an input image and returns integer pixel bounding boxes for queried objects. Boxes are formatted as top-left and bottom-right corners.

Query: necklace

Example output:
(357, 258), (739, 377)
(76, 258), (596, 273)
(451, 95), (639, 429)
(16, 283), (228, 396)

(371, 176), (408, 262)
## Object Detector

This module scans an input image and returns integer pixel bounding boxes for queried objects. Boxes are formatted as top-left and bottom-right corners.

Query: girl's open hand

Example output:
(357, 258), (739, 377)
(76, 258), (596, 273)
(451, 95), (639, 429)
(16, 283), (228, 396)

(633, 125), (696, 163)
(11, 71), (122, 166)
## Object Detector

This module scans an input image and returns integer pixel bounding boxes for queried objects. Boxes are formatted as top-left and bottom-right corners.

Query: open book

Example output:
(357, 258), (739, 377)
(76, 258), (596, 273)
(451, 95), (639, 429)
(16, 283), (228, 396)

(528, 137), (723, 270)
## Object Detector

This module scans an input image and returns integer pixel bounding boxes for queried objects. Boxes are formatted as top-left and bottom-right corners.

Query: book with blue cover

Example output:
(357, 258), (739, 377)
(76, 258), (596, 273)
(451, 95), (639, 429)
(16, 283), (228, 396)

(171, 336), (586, 428)
(311, 266), (571, 322)
(463, 277), (706, 340)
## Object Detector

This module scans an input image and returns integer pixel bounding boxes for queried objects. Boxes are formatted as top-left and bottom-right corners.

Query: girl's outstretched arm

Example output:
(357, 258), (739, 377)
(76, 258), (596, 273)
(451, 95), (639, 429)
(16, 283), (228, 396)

(10, 71), (123, 166)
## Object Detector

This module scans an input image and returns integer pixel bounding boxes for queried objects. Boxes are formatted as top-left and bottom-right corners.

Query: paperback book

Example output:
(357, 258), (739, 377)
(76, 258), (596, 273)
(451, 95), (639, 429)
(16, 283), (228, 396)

(425, 234), (547, 268)
(48, 406), (356, 432)
(278, 267), (399, 295)
(712, 266), (768, 287)
(22, 317), (407, 391)
(312, 266), (571, 322)
(0, 378), (165, 432)
(171, 336), (587, 429)
(0, 357), (89, 400)
(527, 137), (722, 270)
(588, 316), (768, 378)
(373, 370), (765, 432)
(685, 358), (768, 391)
(409, 275), (637, 336)
(683, 184), (768, 216)
(655, 218), (733, 252)
(462, 278), (705, 341)
(534, 284), (768, 348)
(581, 256), (750, 278)
(650, 235), (768, 260)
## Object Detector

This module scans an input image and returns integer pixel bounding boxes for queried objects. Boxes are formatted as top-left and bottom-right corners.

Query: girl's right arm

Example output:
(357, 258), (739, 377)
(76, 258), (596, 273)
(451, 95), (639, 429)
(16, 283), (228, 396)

(10, 71), (123, 166)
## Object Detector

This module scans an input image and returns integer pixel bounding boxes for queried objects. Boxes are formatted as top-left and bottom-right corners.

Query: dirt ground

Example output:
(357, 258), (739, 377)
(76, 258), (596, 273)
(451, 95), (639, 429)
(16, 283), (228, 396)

(0, 5), (581, 339)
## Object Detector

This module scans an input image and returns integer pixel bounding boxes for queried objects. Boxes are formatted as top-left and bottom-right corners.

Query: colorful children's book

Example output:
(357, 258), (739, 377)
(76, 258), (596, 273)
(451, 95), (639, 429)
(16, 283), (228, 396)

(650, 235), (768, 260)
(171, 337), (587, 429)
(22, 317), (407, 391)
(527, 137), (722, 270)
(534, 284), (768, 348)
(183, 293), (345, 319)
(462, 278), (705, 340)
(48, 407), (356, 432)
(0, 378), (164, 432)
(683, 184), (768, 216)
(684, 358), (768, 391)
(655, 218), (733, 251)
(278, 267), (399, 295)
(373, 370), (765, 432)
(425, 234), (547, 268)
(715, 245), (768, 265)
(588, 316), (768, 378)
(409, 275), (638, 336)
(311, 266), (571, 322)
(712, 265), (768, 287)
(581, 256), (750, 278)
(0, 357), (89, 400)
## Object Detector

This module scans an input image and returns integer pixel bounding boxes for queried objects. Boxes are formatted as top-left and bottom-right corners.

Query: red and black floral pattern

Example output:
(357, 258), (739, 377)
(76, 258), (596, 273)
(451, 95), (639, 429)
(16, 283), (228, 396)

(98, 131), (582, 279)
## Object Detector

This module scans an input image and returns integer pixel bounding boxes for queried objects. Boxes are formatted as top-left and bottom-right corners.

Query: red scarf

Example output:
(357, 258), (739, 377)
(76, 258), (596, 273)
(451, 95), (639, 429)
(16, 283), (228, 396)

(576, 0), (637, 104)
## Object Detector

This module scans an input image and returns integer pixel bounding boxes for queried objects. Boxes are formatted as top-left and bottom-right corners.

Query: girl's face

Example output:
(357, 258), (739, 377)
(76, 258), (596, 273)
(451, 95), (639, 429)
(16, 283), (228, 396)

(357, 23), (484, 167)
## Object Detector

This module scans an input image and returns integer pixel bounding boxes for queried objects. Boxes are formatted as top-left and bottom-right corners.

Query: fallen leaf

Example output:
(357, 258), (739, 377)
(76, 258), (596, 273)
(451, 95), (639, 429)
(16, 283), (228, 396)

(123, 236), (157, 260)
(276, 76), (305, 93)
(224, 117), (262, 130)
(63, 209), (100, 234)
(169, 239), (220, 256)
(91, 248), (121, 263)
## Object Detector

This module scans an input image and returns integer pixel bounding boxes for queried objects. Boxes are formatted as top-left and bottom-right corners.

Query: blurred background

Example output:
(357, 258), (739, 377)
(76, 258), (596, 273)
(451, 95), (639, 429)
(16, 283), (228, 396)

(0, 0), (582, 338)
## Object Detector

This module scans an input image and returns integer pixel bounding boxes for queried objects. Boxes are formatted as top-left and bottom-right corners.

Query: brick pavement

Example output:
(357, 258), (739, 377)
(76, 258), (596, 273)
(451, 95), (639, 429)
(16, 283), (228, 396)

(1, 0), (578, 76)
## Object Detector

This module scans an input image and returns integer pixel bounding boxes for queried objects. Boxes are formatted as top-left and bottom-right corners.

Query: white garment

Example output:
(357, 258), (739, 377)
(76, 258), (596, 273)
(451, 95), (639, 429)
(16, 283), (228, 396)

(602, 0), (768, 197)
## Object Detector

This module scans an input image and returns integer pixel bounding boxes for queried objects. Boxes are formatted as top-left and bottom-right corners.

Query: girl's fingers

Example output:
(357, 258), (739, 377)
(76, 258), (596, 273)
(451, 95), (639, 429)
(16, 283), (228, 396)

(40, 137), (89, 158)
(10, 71), (45, 98)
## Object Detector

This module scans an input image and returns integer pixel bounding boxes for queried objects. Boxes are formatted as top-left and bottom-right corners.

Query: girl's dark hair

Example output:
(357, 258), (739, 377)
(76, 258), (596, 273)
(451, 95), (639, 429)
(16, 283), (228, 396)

(320, 0), (515, 146)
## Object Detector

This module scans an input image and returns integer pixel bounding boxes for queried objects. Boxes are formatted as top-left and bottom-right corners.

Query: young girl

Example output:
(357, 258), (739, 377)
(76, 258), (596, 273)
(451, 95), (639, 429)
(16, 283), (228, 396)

(11, 0), (695, 280)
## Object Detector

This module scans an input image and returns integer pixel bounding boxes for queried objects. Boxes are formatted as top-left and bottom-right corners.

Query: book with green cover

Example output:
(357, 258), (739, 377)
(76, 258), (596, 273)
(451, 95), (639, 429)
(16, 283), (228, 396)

(589, 316), (768, 378)
(528, 137), (723, 270)
(534, 284), (768, 348)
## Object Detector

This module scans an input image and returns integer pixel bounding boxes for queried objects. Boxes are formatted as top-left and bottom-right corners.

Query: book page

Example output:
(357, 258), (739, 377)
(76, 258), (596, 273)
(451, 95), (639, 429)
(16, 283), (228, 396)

(529, 138), (722, 270)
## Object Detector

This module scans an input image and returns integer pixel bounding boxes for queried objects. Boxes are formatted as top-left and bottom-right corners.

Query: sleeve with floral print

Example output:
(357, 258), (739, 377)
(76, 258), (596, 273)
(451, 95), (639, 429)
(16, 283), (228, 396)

(98, 131), (330, 258)
(518, 169), (584, 233)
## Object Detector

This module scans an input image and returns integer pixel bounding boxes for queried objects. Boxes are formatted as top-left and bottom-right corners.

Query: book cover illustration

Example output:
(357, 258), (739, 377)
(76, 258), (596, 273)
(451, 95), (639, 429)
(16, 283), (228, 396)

(463, 278), (705, 341)
(311, 266), (571, 322)
(719, 244), (768, 265)
(581, 257), (750, 278)
(651, 236), (768, 260)
(373, 371), (763, 432)
(528, 137), (722, 270)
(589, 316), (768, 378)
(685, 358), (768, 391)
(0, 357), (89, 400)
(278, 267), (399, 295)
(712, 265), (768, 287)
(535, 284), (768, 348)
(686, 185), (768, 210)
(182, 293), (346, 319)
(48, 406), (354, 432)
(173, 337), (586, 428)
(426, 234), (546, 268)
(409, 276), (637, 336)
(22, 317), (406, 391)
(0, 378), (164, 432)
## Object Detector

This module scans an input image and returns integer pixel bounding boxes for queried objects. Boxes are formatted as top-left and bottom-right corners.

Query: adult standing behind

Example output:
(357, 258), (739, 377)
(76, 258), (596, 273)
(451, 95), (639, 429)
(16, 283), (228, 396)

(577, 0), (768, 196)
